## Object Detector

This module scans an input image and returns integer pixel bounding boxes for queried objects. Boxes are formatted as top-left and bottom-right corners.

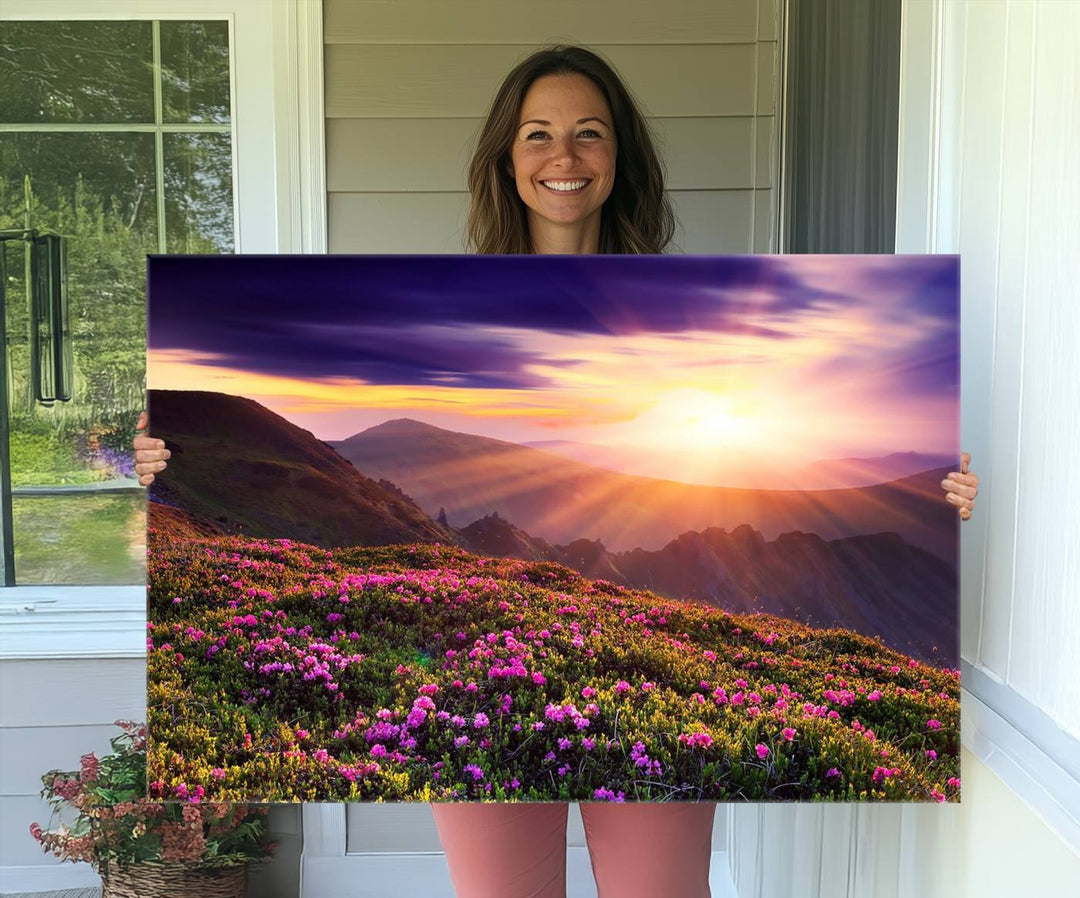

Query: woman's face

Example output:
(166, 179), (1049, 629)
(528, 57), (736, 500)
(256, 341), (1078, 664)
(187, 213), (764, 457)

(509, 73), (617, 239)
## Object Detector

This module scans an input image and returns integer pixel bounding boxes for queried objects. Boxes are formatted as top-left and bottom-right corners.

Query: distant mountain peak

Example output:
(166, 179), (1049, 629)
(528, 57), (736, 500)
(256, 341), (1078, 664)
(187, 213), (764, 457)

(363, 418), (444, 433)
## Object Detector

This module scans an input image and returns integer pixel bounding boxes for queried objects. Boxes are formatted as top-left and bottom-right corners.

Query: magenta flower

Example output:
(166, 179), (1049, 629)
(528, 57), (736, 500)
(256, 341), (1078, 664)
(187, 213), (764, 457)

(926, 749), (938, 761)
(755, 743), (769, 760)
(826, 768), (840, 778)
(926, 719), (943, 730)
(614, 680), (631, 694)
(781, 727), (796, 741)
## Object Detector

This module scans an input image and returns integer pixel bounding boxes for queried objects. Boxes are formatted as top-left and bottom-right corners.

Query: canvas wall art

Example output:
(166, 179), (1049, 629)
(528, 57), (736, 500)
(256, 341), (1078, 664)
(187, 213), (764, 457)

(145, 254), (960, 803)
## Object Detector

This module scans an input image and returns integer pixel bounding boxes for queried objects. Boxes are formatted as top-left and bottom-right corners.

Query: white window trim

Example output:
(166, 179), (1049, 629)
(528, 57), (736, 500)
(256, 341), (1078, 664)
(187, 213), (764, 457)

(0, 0), (326, 659)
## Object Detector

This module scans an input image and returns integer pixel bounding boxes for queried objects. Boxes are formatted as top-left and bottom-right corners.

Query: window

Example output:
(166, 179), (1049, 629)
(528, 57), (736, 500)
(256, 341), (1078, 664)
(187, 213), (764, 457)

(0, 19), (234, 585)
(0, 0), (321, 659)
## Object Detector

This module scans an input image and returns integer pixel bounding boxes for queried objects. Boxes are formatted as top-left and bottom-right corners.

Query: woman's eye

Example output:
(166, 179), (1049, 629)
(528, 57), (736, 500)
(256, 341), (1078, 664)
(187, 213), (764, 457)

(525, 130), (550, 140)
(578, 129), (602, 138)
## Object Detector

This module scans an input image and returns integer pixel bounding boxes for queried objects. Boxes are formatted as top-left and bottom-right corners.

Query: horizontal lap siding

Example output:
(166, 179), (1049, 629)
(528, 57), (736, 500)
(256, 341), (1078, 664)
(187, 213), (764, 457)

(325, 44), (762, 118)
(324, 0), (761, 45)
(327, 117), (771, 192)
(0, 658), (145, 868)
(324, 0), (780, 255)
(328, 189), (759, 254)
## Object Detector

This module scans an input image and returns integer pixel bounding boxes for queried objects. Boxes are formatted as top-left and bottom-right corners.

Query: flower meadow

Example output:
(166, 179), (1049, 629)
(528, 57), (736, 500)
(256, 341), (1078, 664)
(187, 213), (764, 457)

(147, 535), (960, 804)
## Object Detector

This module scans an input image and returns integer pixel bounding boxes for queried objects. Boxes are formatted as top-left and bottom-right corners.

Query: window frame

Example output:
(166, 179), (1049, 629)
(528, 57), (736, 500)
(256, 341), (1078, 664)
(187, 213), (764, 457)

(0, 0), (326, 660)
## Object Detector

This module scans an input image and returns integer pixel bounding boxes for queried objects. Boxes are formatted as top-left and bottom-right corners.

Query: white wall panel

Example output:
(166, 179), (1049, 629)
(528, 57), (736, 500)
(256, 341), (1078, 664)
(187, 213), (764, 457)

(1004, 0), (1080, 732)
(955, 0), (1010, 676)
(728, 2), (1080, 896)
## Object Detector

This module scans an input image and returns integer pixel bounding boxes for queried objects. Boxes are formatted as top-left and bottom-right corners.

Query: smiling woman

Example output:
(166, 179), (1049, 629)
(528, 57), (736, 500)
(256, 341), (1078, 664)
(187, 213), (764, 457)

(509, 73), (617, 252)
(466, 45), (674, 255)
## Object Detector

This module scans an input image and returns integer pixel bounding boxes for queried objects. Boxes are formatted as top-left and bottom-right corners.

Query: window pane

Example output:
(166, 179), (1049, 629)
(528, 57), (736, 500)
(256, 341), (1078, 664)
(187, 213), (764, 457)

(160, 20), (232, 124)
(13, 494), (146, 585)
(0, 19), (235, 586)
(1, 132), (154, 481)
(0, 21), (154, 124)
(2, 132), (153, 584)
(164, 132), (235, 253)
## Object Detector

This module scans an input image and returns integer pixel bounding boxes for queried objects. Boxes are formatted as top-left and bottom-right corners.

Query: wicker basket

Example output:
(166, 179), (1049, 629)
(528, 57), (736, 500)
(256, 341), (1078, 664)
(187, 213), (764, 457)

(101, 862), (247, 898)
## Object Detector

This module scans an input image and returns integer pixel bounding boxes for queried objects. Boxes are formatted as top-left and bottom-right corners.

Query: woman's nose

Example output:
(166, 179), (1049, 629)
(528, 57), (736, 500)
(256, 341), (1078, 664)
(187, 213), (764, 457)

(549, 134), (579, 166)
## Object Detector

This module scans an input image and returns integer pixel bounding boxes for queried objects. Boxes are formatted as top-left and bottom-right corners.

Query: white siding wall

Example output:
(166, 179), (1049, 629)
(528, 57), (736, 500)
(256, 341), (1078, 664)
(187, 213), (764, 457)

(324, 0), (781, 255)
(0, 652), (301, 898)
(0, 658), (146, 896)
(728, 1), (1080, 895)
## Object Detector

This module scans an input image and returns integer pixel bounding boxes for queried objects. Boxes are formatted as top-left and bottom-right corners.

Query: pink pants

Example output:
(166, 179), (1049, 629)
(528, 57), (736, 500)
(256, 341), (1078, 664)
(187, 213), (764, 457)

(430, 802), (716, 898)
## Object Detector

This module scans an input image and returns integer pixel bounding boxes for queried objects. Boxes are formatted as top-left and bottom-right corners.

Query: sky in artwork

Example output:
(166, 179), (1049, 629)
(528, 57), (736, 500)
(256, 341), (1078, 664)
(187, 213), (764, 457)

(148, 254), (958, 483)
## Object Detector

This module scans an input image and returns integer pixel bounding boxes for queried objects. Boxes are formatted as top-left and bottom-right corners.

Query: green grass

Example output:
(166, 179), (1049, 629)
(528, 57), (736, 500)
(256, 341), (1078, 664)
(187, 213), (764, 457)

(13, 493), (145, 584)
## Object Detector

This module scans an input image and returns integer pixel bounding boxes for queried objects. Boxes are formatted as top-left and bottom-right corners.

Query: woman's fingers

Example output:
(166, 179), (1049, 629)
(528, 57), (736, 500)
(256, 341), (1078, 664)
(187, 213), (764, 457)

(134, 412), (168, 486)
(941, 476), (978, 499)
(134, 446), (171, 463)
(944, 490), (975, 511)
(942, 452), (978, 521)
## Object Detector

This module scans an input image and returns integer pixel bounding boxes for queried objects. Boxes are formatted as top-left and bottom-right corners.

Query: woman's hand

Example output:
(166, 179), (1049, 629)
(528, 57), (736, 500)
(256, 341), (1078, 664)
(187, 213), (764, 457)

(941, 451), (979, 521)
(133, 410), (170, 486)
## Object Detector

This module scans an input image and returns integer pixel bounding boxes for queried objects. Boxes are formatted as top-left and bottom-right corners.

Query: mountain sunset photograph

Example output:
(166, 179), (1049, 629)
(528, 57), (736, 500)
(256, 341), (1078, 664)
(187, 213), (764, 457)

(145, 254), (961, 804)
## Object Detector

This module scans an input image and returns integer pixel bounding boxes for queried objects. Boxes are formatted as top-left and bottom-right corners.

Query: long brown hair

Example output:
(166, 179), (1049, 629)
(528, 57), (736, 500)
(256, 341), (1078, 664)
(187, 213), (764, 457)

(466, 46), (675, 255)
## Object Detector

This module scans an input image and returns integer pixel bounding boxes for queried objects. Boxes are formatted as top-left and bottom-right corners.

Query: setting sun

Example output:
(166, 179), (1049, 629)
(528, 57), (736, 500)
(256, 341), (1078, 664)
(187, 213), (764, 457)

(633, 388), (742, 448)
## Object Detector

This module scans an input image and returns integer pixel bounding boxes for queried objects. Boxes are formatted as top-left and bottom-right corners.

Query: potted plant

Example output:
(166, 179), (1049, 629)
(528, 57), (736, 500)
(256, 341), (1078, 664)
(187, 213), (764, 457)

(30, 720), (273, 897)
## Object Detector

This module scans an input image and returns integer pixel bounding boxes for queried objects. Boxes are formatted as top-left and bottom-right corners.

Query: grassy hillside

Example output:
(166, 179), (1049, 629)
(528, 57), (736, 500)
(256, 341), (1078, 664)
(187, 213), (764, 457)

(147, 535), (960, 804)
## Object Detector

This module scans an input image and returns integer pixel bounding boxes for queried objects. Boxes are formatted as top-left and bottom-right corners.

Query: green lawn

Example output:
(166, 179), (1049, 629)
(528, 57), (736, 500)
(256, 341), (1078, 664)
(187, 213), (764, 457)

(13, 492), (145, 584)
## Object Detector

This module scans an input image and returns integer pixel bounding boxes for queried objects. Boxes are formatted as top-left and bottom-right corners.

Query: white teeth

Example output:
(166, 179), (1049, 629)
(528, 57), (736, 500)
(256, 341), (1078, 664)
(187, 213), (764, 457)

(542, 179), (588, 192)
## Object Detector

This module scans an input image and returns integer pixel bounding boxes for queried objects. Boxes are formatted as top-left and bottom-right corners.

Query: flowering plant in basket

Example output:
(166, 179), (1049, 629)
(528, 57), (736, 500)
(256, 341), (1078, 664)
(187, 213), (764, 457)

(30, 720), (273, 878)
